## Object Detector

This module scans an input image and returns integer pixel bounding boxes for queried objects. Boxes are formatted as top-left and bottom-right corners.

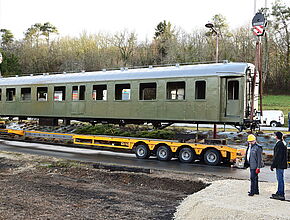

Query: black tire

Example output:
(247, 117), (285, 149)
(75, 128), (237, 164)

(270, 121), (278, 127)
(156, 145), (172, 161)
(203, 149), (221, 166)
(179, 147), (196, 163)
(135, 144), (150, 159)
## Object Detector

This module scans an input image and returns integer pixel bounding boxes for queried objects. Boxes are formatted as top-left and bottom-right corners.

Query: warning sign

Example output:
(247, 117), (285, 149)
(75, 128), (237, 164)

(252, 12), (267, 36)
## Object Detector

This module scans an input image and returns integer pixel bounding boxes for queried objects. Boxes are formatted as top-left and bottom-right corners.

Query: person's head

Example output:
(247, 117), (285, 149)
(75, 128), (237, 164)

(275, 131), (283, 140)
(247, 134), (256, 144)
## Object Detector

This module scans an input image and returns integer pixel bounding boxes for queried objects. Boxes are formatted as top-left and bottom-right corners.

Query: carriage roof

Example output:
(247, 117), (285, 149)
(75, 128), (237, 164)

(0, 62), (253, 86)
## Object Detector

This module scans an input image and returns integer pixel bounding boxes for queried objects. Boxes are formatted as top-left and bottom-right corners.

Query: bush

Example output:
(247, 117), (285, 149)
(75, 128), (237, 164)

(75, 125), (177, 140)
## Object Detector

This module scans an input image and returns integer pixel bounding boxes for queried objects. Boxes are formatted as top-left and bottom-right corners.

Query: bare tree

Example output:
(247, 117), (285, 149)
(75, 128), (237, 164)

(112, 30), (137, 66)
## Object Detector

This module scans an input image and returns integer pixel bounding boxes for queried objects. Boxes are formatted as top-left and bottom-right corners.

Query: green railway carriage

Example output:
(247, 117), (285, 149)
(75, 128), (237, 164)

(0, 62), (259, 128)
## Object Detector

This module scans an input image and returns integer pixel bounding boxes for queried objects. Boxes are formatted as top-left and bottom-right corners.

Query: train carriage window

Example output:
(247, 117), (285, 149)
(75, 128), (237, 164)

(167, 82), (185, 100)
(195, 81), (206, 100)
(79, 85), (86, 100)
(37, 87), (48, 101)
(92, 85), (107, 101)
(72, 85), (86, 101)
(72, 86), (79, 100)
(115, 84), (130, 100)
(228, 81), (239, 100)
(54, 86), (66, 101)
(6, 88), (16, 101)
(139, 83), (156, 100)
(21, 88), (31, 101)
(0, 89), (2, 101)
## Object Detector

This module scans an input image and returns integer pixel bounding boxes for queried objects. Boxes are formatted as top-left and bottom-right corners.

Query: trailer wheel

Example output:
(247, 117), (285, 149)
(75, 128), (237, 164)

(179, 147), (195, 163)
(203, 149), (221, 166)
(156, 145), (172, 161)
(135, 144), (150, 159)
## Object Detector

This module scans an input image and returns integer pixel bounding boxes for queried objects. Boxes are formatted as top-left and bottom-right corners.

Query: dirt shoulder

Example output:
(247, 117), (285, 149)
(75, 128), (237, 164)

(0, 151), (209, 220)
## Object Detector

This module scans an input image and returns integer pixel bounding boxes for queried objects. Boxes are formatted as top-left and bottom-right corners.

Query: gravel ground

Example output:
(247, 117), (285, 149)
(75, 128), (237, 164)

(175, 179), (290, 220)
(0, 151), (208, 220)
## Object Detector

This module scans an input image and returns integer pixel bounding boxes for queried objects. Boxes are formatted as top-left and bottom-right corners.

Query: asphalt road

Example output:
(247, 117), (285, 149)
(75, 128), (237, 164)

(0, 139), (289, 183)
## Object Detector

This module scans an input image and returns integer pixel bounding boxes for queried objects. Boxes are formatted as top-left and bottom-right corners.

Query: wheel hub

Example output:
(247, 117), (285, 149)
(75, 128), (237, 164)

(182, 151), (190, 160)
(160, 150), (167, 158)
(137, 148), (145, 156)
(207, 153), (217, 162)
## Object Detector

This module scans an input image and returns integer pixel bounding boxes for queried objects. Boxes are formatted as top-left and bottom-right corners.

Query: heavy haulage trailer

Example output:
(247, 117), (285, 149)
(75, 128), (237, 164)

(0, 128), (244, 166)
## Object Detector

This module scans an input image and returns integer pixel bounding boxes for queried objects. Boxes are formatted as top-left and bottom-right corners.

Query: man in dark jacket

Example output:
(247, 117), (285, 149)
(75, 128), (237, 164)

(244, 134), (263, 196)
(271, 131), (288, 200)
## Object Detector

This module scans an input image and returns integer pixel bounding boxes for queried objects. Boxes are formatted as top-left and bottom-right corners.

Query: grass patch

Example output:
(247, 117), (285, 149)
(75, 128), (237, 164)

(41, 161), (82, 168)
(0, 151), (23, 157)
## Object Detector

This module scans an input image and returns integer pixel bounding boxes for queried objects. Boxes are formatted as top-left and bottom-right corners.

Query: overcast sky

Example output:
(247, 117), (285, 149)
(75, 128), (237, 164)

(0, 0), (287, 41)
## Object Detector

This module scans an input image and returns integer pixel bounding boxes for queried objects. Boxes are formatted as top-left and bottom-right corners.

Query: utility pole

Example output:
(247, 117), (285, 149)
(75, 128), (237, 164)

(264, 0), (269, 96)
(205, 22), (219, 138)
(251, 12), (266, 123)
(254, 0), (268, 14)
(205, 22), (219, 63)
(215, 32), (219, 63)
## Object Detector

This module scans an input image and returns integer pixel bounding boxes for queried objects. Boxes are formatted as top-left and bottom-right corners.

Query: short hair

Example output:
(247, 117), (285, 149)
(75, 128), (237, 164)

(275, 131), (283, 140)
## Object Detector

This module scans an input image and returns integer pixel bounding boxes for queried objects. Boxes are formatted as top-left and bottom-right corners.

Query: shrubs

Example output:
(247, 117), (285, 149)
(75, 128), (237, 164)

(75, 125), (176, 140)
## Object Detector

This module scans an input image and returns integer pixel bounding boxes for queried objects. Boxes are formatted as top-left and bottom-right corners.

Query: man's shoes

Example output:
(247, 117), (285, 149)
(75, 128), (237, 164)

(248, 191), (259, 195)
(248, 192), (254, 196)
(271, 194), (285, 200)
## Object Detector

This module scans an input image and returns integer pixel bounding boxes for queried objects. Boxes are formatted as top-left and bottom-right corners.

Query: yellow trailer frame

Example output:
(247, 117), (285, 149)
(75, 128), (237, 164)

(73, 134), (241, 159)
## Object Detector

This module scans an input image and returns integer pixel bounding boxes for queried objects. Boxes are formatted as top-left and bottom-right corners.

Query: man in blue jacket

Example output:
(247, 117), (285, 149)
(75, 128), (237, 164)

(244, 134), (263, 196)
(271, 131), (288, 200)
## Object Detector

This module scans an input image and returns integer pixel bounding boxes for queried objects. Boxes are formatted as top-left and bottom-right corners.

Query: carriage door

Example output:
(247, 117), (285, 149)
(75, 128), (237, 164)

(71, 85), (86, 115)
(226, 78), (241, 117)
